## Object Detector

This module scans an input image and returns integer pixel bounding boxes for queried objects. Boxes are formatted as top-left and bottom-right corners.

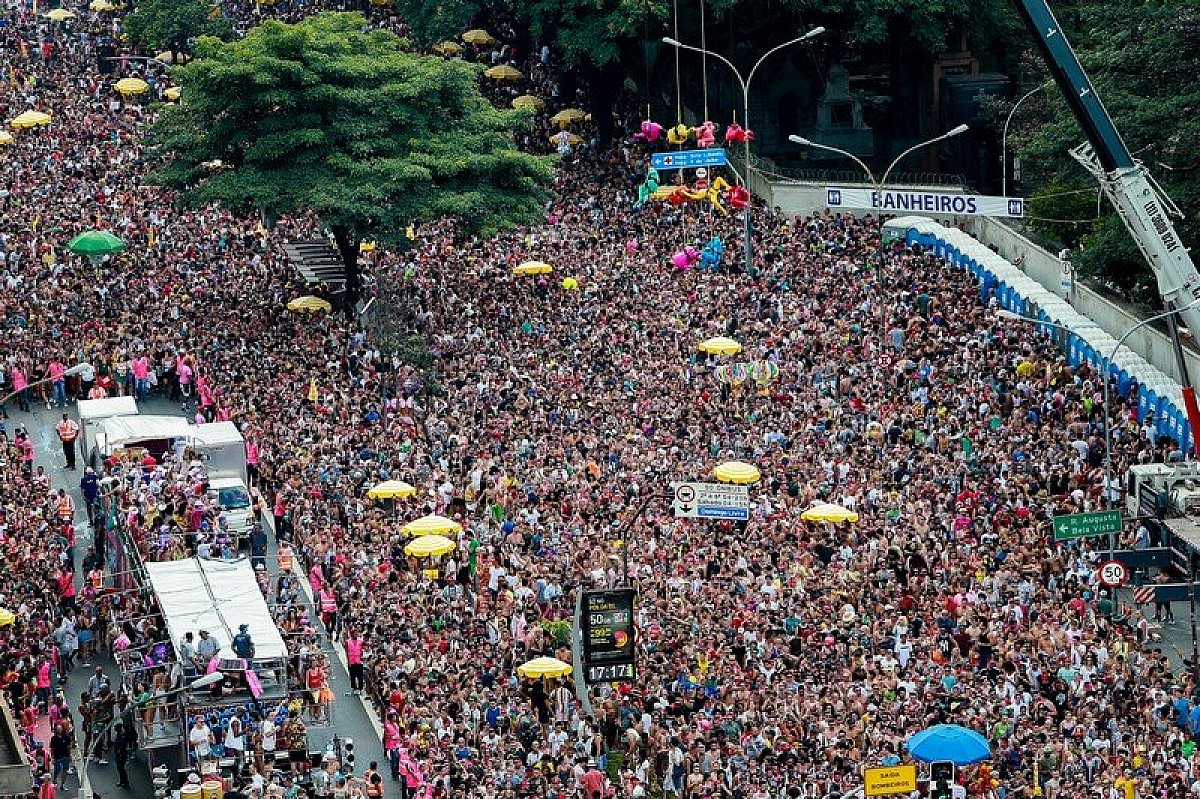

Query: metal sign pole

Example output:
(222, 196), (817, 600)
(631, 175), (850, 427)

(571, 588), (595, 718)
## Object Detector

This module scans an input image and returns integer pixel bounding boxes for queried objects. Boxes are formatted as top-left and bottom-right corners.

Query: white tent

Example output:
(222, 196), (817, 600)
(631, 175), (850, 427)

(144, 557), (287, 663)
(97, 414), (194, 455)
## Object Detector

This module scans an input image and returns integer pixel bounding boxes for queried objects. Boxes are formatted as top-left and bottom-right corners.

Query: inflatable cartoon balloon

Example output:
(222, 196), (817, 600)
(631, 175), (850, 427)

(724, 123), (753, 144)
(695, 121), (716, 148)
(750, 360), (779, 385)
(666, 124), (693, 146)
(728, 185), (750, 210)
(633, 120), (664, 143)
(703, 177), (732, 215)
(561, 276), (579, 290)
(700, 237), (724, 270)
(633, 167), (660, 209)
(671, 247), (701, 270)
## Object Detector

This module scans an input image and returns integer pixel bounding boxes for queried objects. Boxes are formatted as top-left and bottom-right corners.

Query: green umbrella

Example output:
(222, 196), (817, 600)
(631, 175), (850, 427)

(67, 230), (125, 264)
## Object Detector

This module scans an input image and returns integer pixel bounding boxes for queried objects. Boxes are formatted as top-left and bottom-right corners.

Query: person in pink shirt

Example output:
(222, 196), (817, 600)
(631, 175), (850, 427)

(36, 658), (52, 712)
(177, 357), (194, 408)
(132, 354), (151, 400)
(45, 358), (66, 408)
(245, 437), (260, 485)
(9, 364), (29, 411)
(197, 373), (216, 421)
(345, 627), (365, 693)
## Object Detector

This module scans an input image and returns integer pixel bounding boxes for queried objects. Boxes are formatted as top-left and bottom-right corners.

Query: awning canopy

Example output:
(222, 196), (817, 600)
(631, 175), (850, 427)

(145, 557), (287, 663)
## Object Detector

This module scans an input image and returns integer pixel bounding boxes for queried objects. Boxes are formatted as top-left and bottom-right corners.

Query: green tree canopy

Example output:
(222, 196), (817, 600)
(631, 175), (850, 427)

(394, 0), (998, 71)
(1009, 1), (1200, 297)
(148, 12), (554, 302)
(123, 0), (231, 57)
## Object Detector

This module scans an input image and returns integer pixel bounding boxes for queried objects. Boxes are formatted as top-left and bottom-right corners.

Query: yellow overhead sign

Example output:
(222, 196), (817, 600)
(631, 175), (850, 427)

(864, 765), (917, 797)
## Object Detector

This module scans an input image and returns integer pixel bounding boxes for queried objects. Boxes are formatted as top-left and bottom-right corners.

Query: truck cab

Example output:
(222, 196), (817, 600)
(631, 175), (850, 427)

(208, 476), (255, 543)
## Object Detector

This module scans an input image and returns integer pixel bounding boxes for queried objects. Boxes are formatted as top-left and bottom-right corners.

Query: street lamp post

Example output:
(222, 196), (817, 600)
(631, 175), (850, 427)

(662, 27), (824, 274)
(78, 671), (225, 799)
(788, 126), (969, 351)
(1002, 80), (1053, 197)
(997, 300), (1200, 544)
(1000, 304), (1200, 682)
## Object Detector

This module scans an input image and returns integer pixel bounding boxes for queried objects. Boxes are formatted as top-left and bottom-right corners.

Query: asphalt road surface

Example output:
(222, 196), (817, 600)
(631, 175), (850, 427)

(19, 395), (383, 797)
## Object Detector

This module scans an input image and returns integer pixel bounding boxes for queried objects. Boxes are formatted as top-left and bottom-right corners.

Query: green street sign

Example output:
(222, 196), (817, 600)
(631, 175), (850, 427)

(1052, 510), (1123, 542)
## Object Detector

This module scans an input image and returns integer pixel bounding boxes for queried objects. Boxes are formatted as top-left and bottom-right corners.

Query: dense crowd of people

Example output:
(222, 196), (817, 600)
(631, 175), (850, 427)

(0, 0), (1198, 798)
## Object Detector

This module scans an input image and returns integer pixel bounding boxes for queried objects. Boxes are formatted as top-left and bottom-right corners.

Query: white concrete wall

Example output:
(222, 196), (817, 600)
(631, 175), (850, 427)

(969, 216), (1200, 387)
(752, 174), (1200, 387)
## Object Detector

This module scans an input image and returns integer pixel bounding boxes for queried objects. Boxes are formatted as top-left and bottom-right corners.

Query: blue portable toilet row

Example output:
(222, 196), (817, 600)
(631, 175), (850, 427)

(892, 216), (1195, 453)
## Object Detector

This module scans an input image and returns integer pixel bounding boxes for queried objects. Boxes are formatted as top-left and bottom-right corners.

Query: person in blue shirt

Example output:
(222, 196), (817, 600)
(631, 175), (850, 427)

(80, 467), (100, 526)
(1173, 696), (1190, 728)
(1188, 702), (1200, 737)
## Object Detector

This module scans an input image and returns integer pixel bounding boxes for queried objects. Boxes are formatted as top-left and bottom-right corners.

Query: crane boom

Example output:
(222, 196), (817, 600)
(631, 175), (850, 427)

(1012, 0), (1200, 450)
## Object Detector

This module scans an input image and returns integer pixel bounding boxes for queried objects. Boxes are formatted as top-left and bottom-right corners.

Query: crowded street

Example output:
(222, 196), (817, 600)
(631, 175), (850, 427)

(0, 1), (1196, 799)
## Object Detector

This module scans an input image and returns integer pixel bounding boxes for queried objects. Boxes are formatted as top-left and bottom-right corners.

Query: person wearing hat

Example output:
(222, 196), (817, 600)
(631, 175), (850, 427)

(196, 629), (219, 665)
(232, 624), (255, 661)
(579, 758), (607, 799)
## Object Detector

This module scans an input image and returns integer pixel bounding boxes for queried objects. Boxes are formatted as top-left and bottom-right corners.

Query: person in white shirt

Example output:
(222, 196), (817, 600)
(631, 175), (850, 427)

(188, 718), (213, 761)
(261, 714), (277, 761)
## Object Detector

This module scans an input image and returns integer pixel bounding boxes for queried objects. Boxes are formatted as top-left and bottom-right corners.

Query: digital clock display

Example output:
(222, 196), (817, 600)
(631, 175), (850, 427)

(581, 588), (636, 684)
(586, 663), (635, 683)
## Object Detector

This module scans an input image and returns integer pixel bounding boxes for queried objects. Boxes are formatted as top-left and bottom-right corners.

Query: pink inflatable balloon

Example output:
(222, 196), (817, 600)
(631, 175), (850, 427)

(671, 250), (692, 269)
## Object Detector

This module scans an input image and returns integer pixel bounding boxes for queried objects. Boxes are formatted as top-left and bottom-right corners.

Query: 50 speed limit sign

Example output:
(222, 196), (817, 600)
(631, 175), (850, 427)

(1097, 560), (1128, 589)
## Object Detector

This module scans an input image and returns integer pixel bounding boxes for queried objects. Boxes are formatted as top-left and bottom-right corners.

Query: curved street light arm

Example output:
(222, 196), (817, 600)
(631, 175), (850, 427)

(744, 28), (825, 97)
(663, 38), (746, 94)
(879, 125), (969, 189)
(788, 135), (877, 185)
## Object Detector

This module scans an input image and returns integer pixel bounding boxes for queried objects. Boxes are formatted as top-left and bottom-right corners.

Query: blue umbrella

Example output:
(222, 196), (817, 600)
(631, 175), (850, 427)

(905, 724), (991, 765)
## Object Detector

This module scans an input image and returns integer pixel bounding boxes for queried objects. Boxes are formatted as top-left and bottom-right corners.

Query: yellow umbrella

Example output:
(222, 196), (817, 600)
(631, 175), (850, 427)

(550, 108), (586, 125)
(403, 514), (463, 537)
(548, 132), (583, 146)
(484, 65), (522, 81)
(286, 295), (332, 313)
(801, 503), (860, 524)
(0, 608), (14, 627)
(713, 460), (761, 485)
(10, 111), (52, 129)
(90, 0), (115, 10)
(366, 480), (417, 500)
(511, 95), (544, 111)
(561, 277), (579, 290)
(462, 29), (496, 45)
(0, 132), (12, 146)
(163, 86), (181, 102)
(44, 8), (75, 20)
(517, 657), (573, 680)
(513, 261), (553, 276)
(697, 336), (743, 355)
(404, 534), (456, 558)
(359, 241), (377, 253)
(114, 77), (149, 96)
(432, 41), (463, 55)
